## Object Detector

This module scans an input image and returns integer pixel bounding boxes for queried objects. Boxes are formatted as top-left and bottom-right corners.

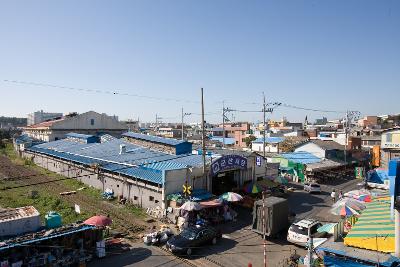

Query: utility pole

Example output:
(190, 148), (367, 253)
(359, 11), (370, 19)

(344, 110), (349, 165)
(181, 107), (184, 140)
(262, 191), (267, 267)
(263, 92), (266, 160)
(181, 107), (191, 140)
(222, 100), (225, 148)
(307, 231), (313, 267)
(201, 88), (207, 189)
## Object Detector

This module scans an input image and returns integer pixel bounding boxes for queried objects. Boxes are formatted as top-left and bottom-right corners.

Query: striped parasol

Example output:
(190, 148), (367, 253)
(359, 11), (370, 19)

(333, 197), (366, 211)
(243, 183), (263, 194)
(331, 205), (360, 217)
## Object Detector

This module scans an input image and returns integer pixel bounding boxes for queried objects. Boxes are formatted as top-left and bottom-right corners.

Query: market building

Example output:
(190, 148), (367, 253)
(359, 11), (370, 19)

(20, 133), (206, 210)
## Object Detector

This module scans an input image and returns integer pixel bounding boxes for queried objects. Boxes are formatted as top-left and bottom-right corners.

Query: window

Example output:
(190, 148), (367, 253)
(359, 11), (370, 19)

(386, 133), (392, 142)
(90, 119), (95, 125)
(117, 184), (119, 188)
(149, 196), (154, 201)
(134, 196), (138, 200)
(155, 200), (159, 203)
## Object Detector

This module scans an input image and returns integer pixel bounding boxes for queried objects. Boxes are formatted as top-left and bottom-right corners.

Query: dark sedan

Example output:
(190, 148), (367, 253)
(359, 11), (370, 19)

(166, 226), (221, 256)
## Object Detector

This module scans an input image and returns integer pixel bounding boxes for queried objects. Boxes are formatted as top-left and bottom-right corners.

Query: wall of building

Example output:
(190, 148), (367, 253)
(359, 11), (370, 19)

(27, 111), (63, 126)
(22, 151), (163, 209)
(251, 143), (279, 153)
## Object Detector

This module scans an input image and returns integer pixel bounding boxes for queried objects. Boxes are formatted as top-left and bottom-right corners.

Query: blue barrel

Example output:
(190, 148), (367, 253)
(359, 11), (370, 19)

(45, 211), (62, 229)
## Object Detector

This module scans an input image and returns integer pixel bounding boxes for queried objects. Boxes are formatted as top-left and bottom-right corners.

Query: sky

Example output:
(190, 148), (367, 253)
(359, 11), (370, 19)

(0, 0), (399, 124)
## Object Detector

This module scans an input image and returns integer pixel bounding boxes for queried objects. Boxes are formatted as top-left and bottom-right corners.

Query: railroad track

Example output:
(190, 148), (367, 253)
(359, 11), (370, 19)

(157, 245), (226, 267)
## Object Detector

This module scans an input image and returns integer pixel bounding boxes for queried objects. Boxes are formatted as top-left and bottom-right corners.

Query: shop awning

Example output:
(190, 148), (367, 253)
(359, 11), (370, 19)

(344, 198), (394, 253)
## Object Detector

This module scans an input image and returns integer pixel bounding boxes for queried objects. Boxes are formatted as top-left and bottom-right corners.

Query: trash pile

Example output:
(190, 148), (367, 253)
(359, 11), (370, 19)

(143, 225), (173, 246)
(102, 188), (114, 200)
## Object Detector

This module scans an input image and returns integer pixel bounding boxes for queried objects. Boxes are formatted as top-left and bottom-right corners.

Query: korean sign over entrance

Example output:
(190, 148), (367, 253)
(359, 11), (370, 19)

(210, 155), (247, 176)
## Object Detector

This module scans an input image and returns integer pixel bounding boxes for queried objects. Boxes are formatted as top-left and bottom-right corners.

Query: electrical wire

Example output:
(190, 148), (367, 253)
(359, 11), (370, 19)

(3, 79), (199, 104)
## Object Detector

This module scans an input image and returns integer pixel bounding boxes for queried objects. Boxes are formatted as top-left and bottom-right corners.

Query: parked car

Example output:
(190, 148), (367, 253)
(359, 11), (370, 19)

(287, 219), (326, 246)
(166, 226), (221, 255)
(303, 183), (321, 194)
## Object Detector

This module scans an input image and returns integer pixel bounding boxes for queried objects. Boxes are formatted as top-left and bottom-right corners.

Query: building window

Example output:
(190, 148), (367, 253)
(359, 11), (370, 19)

(149, 196), (154, 201)
(134, 196), (138, 200)
(90, 119), (95, 125)
(386, 133), (392, 142)
(155, 200), (159, 203)
(117, 184), (119, 188)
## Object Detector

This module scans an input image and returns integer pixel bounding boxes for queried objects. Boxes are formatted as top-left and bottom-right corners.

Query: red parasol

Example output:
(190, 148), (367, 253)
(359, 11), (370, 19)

(84, 215), (112, 226)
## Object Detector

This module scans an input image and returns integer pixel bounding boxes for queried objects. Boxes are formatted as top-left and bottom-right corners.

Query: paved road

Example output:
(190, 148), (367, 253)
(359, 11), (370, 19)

(90, 178), (363, 267)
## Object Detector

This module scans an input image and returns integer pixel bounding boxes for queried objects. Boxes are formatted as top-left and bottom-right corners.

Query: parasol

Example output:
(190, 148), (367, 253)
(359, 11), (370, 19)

(180, 201), (202, 211)
(84, 215), (112, 226)
(220, 192), (243, 202)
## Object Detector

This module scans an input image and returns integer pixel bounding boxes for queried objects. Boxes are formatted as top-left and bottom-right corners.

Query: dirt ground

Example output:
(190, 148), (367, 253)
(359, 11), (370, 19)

(0, 153), (150, 238)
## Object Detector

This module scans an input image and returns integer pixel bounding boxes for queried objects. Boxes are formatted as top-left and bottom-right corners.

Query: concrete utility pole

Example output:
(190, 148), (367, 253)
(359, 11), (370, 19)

(307, 232), (313, 267)
(181, 107), (191, 140)
(344, 110), (349, 165)
(263, 92), (266, 160)
(222, 100), (225, 148)
(201, 88), (207, 188)
(262, 191), (267, 267)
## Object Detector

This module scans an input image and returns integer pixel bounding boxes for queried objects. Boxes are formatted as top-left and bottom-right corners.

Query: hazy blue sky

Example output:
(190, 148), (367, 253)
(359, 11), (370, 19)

(0, 1), (399, 123)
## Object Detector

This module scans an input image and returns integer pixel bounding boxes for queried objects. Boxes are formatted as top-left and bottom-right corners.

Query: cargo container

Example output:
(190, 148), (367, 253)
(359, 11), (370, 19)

(252, 197), (289, 237)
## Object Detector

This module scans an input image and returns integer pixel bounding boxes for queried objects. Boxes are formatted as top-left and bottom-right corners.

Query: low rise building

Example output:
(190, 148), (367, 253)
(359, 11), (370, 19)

(23, 111), (128, 142)
(380, 127), (400, 169)
(27, 110), (63, 126)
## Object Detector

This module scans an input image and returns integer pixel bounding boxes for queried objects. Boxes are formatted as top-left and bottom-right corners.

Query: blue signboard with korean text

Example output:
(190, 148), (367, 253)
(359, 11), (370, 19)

(256, 156), (262, 167)
(210, 155), (247, 176)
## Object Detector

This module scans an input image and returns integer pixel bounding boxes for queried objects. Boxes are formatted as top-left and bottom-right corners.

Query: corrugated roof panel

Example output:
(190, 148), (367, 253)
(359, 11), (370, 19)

(280, 152), (322, 164)
(122, 132), (188, 146)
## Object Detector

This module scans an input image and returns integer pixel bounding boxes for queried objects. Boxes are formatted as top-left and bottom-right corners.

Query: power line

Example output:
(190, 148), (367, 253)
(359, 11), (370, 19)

(3, 79), (199, 104)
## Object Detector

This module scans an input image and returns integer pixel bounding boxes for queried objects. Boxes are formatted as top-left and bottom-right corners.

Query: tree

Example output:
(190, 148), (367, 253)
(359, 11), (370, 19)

(243, 135), (257, 148)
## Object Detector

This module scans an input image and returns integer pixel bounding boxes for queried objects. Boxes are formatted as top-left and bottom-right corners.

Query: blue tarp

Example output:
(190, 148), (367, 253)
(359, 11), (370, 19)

(367, 169), (389, 184)
(324, 256), (372, 267)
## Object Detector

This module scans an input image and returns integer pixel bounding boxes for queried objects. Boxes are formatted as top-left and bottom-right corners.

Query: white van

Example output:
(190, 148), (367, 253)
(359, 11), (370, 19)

(287, 219), (325, 246)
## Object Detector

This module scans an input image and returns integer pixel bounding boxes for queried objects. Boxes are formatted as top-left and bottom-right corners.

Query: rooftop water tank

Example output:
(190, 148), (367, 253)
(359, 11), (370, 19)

(45, 211), (62, 229)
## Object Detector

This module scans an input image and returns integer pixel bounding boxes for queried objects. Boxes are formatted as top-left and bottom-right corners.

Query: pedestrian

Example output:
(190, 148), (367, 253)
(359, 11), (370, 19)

(331, 189), (336, 204)
(339, 190), (343, 200)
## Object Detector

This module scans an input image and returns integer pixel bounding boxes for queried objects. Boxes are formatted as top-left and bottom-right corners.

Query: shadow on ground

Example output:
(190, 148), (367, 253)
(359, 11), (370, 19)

(88, 247), (152, 267)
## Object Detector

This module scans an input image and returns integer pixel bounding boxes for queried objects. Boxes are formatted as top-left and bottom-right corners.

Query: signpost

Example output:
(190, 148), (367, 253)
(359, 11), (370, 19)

(183, 181), (192, 198)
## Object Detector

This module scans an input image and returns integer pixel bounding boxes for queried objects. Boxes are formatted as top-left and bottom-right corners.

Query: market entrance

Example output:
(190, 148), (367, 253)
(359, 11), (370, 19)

(212, 170), (237, 195)
(210, 154), (248, 195)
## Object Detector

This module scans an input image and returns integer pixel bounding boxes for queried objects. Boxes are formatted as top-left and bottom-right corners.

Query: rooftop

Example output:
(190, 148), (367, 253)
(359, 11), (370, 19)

(309, 140), (345, 150)
(280, 151), (322, 164)
(66, 133), (95, 140)
(0, 206), (40, 223)
(122, 132), (188, 146)
(253, 137), (285, 144)
(25, 118), (64, 129)
(28, 136), (204, 185)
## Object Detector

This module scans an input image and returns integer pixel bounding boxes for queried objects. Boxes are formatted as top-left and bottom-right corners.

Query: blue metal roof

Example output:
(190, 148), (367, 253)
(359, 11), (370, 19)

(66, 133), (95, 139)
(280, 151), (322, 164)
(122, 132), (188, 146)
(27, 137), (203, 185)
(253, 137), (285, 144)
